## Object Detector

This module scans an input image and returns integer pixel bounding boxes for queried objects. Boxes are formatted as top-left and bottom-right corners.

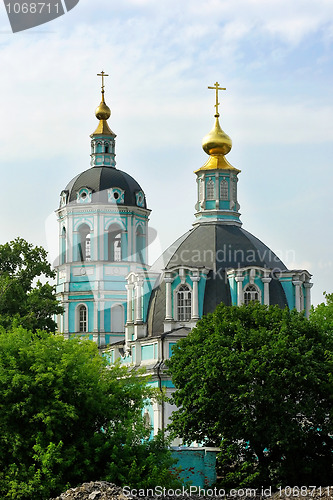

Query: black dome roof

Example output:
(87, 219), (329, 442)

(64, 166), (147, 208)
(147, 223), (288, 335)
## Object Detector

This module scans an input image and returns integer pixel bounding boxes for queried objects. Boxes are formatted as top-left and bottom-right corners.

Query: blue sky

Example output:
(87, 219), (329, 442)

(0, 0), (332, 305)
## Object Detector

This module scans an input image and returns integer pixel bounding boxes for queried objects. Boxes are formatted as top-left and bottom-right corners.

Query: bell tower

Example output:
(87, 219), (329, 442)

(55, 72), (151, 347)
(194, 82), (241, 226)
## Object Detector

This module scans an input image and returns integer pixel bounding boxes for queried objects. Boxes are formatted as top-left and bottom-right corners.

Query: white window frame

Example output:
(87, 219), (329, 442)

(206, 178), (215, 200)
(76, 304), (88, 333)
(220, 178), (229, 200)
(243, 284), (260, 305)
(176, 284), (192, 322)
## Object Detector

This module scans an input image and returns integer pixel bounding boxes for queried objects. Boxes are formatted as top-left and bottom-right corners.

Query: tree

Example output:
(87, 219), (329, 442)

(0, 327), (180, 499)
(167, 302), (333, 488)
(309, 291), (333, 332)
(0, 237), (62, 332)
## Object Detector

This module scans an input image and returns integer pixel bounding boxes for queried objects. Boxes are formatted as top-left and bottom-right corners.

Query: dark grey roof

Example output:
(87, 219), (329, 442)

(158, 224), (287, 270)
(63, 166), (147, 208)
(147, 223), (288, 336)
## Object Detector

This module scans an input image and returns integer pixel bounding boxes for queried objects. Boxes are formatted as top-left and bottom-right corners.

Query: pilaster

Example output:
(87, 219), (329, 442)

(261, 275), (272, 306)
(164, 273), (174, 321)
(292, 280), (302, 312)
(304, 282), (313, 318)
(191, 274), (200, 320)
(135, 276), (144, 323)
(235, 275), (245, 305)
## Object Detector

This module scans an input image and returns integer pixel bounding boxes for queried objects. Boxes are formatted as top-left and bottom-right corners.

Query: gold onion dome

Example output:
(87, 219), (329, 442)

(91, 71), (115, 137)
(195, 82), (240, 174)
(95, 93), (111, 121)
(202, 115), (232, 156)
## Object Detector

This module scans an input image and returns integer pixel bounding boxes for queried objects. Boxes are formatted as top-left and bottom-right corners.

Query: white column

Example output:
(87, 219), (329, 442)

(99, 301), (105, 346)
(126, 283), (134, 324)
(100, 214), (105, 261)
(63, 301), (69, 335)
(93, 301), (98, 332)
(100, 300), (105, 332)
(164, 273), (174, 320)
(304, 282), (313, 318)
(68, 215), (73, 262)
(235, 275), (244, 305)
(135, 277), (143, 323)
(229, 176), (235, 209)
(93, 214), (98, 260)
(261, 276), (272, 305)
(191, 275), (200, 320)
(215, 172), (219, 209)
(128, 215), (133, 262)
(93, 300), (99, 345)
(292, 280), (302, 312)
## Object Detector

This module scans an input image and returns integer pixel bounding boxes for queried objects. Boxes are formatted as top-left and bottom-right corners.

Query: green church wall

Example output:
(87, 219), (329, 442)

(279, 278), (295, 309)
(170, 448), (218, 487)
(141, 344), (155, 361)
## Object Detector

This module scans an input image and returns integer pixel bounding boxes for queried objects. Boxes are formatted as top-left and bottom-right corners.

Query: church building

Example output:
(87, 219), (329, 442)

(55, 75), (313, 444)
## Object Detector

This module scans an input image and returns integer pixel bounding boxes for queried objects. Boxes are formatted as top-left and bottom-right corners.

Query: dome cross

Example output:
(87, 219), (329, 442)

(208, 81), (226, 117)
(97, 70), (109, 93)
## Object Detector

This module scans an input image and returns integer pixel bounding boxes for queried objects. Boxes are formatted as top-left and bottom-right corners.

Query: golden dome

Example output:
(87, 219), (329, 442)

(202, 116), (232, 156)
(95, 94), (111, 121)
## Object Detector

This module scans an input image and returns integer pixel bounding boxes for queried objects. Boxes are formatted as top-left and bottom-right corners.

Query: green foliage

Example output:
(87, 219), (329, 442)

(0, 327), (180, 499)
(0, 238), (62, 332)
(167, 302), (333, 488)
(309, 291), (333, 332)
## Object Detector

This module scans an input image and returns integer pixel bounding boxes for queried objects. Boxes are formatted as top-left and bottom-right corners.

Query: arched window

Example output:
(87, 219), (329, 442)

(105, 143), (109, 153)
(177, 284), (192, 321)
(78, 224), (91, 262)
(244, 284), (259, 305)
(78, 304), (88, 332)
(136, 225), (145, 263)
(60, 227), (66, 264)
(206, 179), (215, 200)
(220, 179), (229, 200)
(111, 304), (124, 332)
(108, 224), (122, 261)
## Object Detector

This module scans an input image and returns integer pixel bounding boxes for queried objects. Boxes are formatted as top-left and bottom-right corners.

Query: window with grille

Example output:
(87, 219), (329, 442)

(220, 179), (228, 200)
(177, 285), (192, 321)
(206, 179), (215, 200)
(244, 284), (259, 305)
(79, 305), (87, 332)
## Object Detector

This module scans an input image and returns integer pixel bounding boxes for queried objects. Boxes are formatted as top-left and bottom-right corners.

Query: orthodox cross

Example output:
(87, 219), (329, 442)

(208, 81), (226, 117)
(97, 71), (109, 92)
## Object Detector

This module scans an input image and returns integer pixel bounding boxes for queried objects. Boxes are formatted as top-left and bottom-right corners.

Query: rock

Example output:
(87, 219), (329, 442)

(50, 481), (125, 500)
(51, 483), (333, 500)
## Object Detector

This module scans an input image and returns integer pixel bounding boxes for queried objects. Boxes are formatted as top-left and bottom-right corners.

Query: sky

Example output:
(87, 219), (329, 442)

(0, 0), (332, 306)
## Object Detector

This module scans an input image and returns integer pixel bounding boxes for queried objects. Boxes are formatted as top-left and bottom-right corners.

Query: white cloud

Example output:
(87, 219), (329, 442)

(0, 0), (332, 306)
